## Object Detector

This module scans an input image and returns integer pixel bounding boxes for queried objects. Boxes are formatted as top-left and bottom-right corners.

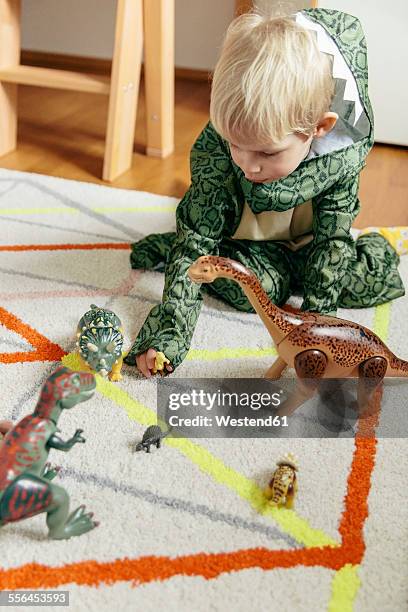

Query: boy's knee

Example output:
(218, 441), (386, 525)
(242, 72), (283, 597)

(206, 277), (254, 312)
(232, 298), (255, 313)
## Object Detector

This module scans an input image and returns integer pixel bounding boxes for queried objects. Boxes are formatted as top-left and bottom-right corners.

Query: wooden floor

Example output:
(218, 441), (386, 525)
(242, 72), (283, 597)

(0, 78), (407, 228)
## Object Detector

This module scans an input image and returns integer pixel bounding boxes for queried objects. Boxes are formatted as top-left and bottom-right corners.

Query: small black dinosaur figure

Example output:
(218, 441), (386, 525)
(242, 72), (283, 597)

(135, 425), (169, 453)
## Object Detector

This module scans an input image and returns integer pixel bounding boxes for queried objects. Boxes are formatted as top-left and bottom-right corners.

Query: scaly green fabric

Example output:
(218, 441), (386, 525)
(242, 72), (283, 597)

(124, 8), (404, 371)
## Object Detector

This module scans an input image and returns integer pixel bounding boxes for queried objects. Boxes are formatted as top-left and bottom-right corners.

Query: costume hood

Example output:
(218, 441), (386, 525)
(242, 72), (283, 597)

(297, 9), (373, 160)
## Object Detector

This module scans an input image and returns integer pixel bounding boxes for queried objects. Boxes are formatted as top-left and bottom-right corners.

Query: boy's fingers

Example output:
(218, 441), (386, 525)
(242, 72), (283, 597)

(136, 349), (172, 377)
(136, 353), (151, 378)
(146, 348), (157, 370)
(0, 420), (13, 435)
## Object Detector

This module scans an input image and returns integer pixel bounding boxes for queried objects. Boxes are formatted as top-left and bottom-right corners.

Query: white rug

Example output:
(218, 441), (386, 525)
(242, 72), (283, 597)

(0, 168), (407, 612)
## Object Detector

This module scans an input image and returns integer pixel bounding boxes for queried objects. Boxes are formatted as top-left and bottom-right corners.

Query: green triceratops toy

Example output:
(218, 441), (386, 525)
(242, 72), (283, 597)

(76, 304), (124, 381)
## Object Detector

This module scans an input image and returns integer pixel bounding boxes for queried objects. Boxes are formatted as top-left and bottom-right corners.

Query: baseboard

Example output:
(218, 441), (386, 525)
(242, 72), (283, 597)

(21, 50), (212, 82)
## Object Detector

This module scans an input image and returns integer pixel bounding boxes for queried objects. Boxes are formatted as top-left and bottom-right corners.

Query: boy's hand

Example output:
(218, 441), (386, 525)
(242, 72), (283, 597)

(136, 348), (173, 378)
(0, 420), (13, 435)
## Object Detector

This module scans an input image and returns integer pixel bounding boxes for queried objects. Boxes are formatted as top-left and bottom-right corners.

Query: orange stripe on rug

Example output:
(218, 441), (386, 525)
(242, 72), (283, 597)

(0, 243), (130, 252)
(0, 306), (66, 363)
(0, 545), (350, 590)
(336, 386), (382, 564)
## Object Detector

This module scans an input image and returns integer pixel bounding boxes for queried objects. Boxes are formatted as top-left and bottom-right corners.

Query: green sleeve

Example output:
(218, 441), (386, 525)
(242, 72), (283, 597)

(301, 173), (361, 315)
(126, 123), (234, 370)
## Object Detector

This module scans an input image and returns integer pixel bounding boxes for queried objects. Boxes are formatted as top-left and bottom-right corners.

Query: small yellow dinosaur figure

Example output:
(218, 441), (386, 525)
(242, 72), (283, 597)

(264, 453), (298, 509)
(152, 351), (171, 375)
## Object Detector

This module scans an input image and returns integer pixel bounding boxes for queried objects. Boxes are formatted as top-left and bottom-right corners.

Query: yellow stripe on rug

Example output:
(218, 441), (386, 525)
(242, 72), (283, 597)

(0, 204), (177, 215)
(372, 302), (391, 342)
(328, 564), (361, 612)
(93, 205), (177, 213)
(186, 347), (277, 361)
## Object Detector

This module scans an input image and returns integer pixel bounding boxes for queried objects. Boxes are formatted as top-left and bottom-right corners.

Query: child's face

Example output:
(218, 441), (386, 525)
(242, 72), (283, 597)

(228, 132), (314, 183)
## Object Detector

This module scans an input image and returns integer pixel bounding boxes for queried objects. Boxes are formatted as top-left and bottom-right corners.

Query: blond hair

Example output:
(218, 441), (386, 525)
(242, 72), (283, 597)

(210, 6), (334, 145)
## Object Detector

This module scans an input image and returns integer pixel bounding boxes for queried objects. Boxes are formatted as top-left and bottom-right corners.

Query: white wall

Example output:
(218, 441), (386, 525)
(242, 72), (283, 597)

(22, 0), (117, 59)
(21, 0), (236, 70)
(318, 0), (408, 145)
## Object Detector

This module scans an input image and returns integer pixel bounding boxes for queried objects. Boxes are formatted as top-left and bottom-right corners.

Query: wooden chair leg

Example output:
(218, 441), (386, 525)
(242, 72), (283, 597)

(103, 0), (143, 182)
(0, 0), (20, 157)
(143, 0), (175, 158)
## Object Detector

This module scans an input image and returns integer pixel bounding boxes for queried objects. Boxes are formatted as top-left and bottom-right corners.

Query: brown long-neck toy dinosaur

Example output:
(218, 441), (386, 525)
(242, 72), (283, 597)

(188, 255), (408, 414)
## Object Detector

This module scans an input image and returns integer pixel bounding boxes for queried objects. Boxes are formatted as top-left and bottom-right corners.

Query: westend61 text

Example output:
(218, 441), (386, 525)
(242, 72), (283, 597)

(168, 414), (288, 428)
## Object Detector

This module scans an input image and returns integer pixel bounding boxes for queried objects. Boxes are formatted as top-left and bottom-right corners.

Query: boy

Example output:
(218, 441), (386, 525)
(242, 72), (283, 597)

(124, 7), (404, 377)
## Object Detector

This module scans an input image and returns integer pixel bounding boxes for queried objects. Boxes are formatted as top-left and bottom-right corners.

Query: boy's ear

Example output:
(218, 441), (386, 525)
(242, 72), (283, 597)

(313, 112), (338, 138)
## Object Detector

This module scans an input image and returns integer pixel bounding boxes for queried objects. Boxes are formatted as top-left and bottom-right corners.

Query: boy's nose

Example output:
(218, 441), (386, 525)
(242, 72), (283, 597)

(241, 159), (261, 174)
(243, 165), (262, 178)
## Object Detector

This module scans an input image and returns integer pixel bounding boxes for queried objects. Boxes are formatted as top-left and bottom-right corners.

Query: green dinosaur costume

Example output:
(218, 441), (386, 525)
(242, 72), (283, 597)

(124, 8), (404, 371)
